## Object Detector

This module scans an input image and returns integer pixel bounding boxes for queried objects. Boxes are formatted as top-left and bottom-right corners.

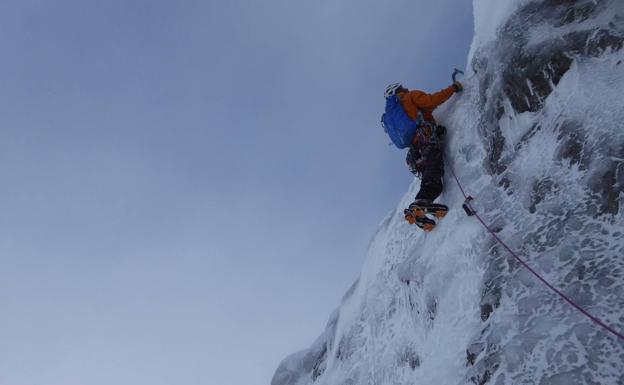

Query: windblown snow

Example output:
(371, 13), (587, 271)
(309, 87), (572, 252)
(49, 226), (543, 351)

(273, 1), (624, 384)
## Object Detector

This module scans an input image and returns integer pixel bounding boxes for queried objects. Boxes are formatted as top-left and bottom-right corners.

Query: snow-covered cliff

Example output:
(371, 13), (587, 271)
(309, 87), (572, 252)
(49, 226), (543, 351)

(273, 1), (624, 384)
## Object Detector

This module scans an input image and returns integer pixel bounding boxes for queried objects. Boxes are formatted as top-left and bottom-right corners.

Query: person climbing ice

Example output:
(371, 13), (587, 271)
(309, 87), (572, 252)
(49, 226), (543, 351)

(381, 80), (462, 231)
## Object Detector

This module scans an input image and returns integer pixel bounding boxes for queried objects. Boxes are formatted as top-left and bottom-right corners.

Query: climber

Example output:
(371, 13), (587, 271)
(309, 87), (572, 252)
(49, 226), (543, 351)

(382, 81), (462, 231)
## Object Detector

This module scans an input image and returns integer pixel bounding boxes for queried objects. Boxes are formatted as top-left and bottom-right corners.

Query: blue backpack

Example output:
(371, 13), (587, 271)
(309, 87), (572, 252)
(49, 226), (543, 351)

(381, 95), (420, 149)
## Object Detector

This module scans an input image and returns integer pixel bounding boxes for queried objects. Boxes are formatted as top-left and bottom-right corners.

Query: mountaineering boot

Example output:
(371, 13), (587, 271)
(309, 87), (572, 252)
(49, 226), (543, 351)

(404, 209), (436, 231)
(404, 208), (418, 225)
(408, 199), (449, 219)
(415, 216), (436, 232)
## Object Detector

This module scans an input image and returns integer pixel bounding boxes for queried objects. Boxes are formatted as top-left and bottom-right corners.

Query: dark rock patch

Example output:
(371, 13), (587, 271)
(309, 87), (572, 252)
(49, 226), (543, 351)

(466, 342), (485, 366)
(503, 50), (572, 113)
(426, 297), (437, 321)
(495, 0), (624, 114)
(487, 127), (507, 174)
(555, 1), (597, 27)
(529, 178), (559, 213)
(398, 348), (421, 370)
(471, 370), (492, 385)
(556, 120), (590, 169)
(591, 167), (621, 215)
(312, 345), (328, 381)
(480, 304), (494, 322)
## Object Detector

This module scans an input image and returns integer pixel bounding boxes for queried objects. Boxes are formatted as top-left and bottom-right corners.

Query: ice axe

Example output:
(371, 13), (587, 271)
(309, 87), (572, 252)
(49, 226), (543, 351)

(451, 68), (465, 93)
(452, 68), (464, 83)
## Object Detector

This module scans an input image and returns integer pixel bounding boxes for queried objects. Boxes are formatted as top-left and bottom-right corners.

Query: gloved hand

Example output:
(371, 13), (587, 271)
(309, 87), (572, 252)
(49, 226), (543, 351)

(452, 81), (463, 92)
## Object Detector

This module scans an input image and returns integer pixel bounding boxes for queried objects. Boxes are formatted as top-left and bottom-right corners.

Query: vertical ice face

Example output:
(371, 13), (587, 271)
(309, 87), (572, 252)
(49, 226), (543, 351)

(273, 1), (624, 384)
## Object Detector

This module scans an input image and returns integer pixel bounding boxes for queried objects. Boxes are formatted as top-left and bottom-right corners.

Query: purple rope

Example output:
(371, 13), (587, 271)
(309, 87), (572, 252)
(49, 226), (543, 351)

(447, 163), (624, 342)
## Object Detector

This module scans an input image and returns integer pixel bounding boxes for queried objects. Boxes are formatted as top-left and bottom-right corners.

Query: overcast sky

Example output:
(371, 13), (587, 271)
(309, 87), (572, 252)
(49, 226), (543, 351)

(0, 1), (473, 384)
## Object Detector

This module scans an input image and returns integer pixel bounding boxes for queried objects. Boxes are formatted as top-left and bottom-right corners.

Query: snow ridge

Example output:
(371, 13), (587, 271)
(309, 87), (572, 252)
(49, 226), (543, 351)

(273, 1), (624, 384)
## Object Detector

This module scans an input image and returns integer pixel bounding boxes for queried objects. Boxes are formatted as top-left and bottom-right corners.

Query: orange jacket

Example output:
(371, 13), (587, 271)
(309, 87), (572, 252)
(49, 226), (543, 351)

(397, 86), (456, 123)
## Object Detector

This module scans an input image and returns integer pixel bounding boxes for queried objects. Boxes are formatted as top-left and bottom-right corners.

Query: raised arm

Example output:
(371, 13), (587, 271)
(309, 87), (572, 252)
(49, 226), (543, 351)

(407, 86), (456, 111)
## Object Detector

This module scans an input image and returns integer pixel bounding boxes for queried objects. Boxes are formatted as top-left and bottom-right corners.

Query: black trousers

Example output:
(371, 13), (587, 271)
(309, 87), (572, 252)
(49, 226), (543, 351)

(415, 145), (444, 202)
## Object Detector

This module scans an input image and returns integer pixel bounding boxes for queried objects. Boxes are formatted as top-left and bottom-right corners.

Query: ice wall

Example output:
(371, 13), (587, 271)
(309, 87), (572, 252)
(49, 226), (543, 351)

(273, 1), (624, 384)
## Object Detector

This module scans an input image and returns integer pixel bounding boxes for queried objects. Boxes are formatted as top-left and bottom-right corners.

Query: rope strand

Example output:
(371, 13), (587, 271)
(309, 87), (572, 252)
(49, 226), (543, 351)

(446, 162), (624, 342)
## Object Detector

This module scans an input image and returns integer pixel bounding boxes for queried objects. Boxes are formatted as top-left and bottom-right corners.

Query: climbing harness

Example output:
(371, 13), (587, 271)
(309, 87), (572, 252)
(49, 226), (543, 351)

(447, 162), (624, 342)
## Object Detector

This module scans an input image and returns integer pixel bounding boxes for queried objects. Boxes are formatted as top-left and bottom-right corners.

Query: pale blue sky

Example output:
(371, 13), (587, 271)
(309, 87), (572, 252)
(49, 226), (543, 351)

(0, 1), (473, 384)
